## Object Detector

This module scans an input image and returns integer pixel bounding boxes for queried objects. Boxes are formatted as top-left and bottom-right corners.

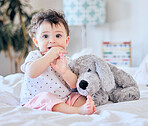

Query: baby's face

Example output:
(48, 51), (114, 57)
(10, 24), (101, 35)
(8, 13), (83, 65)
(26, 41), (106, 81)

(34, 21), (70, 53)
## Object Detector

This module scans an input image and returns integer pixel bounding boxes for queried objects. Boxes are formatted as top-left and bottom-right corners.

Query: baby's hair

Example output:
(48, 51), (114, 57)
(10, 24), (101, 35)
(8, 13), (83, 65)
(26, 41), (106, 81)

(28, 9), (69, 38)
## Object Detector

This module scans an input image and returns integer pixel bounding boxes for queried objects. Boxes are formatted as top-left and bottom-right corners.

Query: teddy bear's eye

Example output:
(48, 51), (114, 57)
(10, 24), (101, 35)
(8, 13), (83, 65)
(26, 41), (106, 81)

(88, 69), (91, 72)
(77, 73), (79, 76)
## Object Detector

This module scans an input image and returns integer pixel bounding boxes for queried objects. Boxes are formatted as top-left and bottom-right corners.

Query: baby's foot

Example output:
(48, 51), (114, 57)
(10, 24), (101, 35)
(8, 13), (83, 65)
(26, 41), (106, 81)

(78, 95), (96, 115)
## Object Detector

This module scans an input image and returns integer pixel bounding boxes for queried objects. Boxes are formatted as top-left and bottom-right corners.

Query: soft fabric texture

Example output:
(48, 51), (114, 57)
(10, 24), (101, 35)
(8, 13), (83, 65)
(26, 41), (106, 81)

(69, 55), (140, 107)
(20, 50), (71, 105)
(133, 54), (148, 85)
(0, 73), (148, 126)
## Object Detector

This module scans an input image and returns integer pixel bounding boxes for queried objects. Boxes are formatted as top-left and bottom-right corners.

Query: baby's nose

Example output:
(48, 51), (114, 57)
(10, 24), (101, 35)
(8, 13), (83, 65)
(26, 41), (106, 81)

(49, 41), (55, 44)
(49, 37), (55, 43)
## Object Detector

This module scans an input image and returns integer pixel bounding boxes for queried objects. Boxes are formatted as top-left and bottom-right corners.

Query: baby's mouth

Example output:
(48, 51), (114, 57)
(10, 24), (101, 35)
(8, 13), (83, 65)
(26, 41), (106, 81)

(47, 47), (52, 51)
(48, 47), (51, 50)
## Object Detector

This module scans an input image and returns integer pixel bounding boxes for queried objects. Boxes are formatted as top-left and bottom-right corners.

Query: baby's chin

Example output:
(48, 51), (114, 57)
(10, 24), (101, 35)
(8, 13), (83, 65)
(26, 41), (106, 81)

(41, 51), (46, 56)
(41, 50), (48, 56)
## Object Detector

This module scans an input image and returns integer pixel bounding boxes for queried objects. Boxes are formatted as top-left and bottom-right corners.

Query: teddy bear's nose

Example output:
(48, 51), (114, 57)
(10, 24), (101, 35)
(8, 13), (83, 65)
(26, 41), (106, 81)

(79, 80), (88, 90)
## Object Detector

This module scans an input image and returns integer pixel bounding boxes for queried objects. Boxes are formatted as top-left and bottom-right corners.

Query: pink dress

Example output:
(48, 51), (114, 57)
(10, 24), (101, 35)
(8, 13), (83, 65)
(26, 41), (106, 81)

(24, 92), (81, 111)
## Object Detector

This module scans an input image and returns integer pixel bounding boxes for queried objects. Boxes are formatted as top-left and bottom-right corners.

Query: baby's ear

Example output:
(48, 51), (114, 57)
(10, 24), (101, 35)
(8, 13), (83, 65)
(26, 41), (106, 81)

(66, 36), (70, 47)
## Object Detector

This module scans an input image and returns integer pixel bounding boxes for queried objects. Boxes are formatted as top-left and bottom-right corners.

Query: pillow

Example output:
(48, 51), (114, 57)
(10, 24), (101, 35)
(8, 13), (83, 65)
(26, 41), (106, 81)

(71, 48), (94, 60)
(133, 54), (148, 85)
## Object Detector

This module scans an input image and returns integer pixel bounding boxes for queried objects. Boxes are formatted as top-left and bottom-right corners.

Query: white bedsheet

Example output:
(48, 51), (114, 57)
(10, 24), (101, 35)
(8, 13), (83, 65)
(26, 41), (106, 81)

(0, 73), (148, 126)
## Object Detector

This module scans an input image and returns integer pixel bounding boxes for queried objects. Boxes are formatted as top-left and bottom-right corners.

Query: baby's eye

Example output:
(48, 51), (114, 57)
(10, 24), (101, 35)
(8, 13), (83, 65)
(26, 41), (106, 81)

(43, 35), (48, 38)
(56, 34), (62, 38)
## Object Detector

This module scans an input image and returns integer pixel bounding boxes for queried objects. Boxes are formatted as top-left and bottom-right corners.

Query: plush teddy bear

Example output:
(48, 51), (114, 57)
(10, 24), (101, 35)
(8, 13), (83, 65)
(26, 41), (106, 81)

(69, 54), (140, 107)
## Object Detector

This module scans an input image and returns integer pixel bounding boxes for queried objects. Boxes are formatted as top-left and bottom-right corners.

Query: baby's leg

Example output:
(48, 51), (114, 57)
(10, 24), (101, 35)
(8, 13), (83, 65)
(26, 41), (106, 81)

(73, 95), (86, 107)
(74, 95), (96, 114)
(52, 95), (95, 115)
(24, 92), (95, 115)
(78, 95), (96, 115)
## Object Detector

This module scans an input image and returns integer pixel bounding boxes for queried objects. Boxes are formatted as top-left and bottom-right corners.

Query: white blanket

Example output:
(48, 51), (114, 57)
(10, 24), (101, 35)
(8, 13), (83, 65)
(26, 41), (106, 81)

(133, 54), (148, 85)
(0, 73), (148, 126)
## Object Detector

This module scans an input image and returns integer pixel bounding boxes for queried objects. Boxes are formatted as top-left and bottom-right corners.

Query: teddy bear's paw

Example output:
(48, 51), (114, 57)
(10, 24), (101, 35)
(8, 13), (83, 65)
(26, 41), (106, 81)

(110, 87), (140, 103)
(92, 90), (109, 106)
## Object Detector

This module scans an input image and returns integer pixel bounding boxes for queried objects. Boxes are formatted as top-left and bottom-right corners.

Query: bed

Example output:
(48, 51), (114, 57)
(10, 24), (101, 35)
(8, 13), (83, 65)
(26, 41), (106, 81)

(0, 53), (148, 126)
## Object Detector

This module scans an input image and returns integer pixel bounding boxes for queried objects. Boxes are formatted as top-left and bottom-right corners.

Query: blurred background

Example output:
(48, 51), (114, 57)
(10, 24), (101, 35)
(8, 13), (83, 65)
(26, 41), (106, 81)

(0, 0), (148, 76)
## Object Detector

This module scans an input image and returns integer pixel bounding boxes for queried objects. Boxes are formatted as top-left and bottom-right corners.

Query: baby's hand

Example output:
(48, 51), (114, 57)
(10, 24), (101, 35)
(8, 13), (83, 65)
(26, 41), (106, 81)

(50, 51), (68, 75)
(45, 46), (68, 62)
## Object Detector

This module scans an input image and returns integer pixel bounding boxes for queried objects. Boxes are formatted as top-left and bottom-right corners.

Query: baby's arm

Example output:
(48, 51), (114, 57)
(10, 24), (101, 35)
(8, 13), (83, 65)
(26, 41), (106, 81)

(51, 52), (77, 89)
(25, 47), (67, 78)
(62, 68), (77, 89)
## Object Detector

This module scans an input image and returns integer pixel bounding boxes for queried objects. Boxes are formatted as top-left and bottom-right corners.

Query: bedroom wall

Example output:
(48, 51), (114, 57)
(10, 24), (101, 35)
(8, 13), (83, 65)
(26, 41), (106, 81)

(0, 0), (148, 76)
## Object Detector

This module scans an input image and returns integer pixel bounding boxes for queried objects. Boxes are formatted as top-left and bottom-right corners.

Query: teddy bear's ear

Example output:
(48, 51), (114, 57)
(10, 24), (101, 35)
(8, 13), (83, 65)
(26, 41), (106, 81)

(93, 55), (115, 92)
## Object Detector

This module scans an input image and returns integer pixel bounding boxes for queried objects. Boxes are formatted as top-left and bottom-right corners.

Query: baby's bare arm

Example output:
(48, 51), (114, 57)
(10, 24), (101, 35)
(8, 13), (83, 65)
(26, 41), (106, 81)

(50, 52), (77, 89)
(25, 53), (54, 78)
(62, 69), (77, 89)
(26, 47), (67, 78)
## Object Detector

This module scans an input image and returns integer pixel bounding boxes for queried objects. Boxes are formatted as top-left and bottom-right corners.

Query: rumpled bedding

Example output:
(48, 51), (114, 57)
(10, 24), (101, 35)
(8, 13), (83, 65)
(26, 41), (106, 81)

(134, 54), (148, 85)
(0, 71), (148, 126)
